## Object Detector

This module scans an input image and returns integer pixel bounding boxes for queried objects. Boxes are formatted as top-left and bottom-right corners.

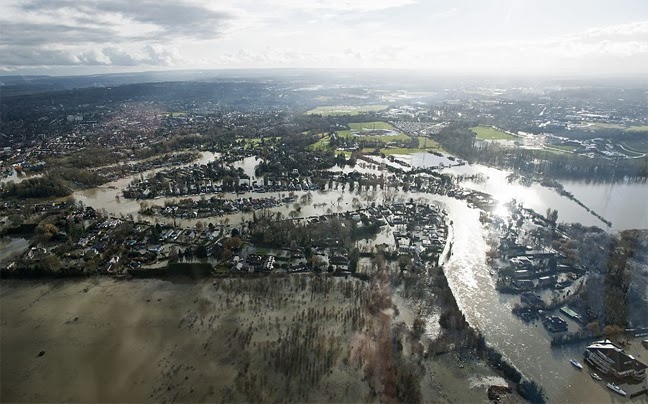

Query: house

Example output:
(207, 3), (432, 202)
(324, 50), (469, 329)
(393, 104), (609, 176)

(584, 340), (647, 380)
(520, 292), (544, 307)
(560, 307), (582, 323)
(542, 315), (568, 333)
(538, 275), (555, 288)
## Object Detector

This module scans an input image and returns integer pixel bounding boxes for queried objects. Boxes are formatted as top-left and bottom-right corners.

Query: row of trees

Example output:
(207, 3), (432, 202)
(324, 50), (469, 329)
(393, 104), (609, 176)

(1, 176), (71, 199)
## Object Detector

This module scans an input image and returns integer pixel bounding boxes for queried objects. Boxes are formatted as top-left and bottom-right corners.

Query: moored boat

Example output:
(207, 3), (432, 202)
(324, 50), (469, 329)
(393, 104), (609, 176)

(590, 373), (602, 381)
(607, 383), (626, 396)
(570, 359), (583, 369)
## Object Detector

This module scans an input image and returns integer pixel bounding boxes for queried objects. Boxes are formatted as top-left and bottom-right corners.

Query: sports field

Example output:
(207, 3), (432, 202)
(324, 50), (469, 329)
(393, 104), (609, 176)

(471, 126), (517, 140)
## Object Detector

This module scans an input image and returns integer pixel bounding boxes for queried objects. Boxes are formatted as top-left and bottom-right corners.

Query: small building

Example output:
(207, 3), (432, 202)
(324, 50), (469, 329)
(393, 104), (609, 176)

(560, 307), (582, 322)
(542, 315), (568, 333)
(584, 340), (647, 380)
(538, 275), (555, 288)
(520, 292), (544, 307)
(513, 269), (530, 279)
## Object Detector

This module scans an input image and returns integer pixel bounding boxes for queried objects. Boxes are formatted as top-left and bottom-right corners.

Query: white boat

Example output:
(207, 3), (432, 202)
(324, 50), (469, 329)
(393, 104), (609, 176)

(590, 373), (602, 381)
(570, 359), (583, 369)
(607, 383), (626, 396)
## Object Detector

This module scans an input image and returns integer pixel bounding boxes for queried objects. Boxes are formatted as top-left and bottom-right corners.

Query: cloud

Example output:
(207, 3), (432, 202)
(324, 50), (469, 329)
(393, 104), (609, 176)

(0, 0), (232, 68)
(142, 45), (183, 65)
(18, 0), (233, 41)
(268, 0), (417, 12)
(0, 45), (183, 67)
(0, 47), (82, 66)
(0, 22), (115, 47)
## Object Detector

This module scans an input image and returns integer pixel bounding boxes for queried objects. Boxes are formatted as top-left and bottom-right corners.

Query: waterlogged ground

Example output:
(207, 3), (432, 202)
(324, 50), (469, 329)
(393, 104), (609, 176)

(0, 276), (506, 403)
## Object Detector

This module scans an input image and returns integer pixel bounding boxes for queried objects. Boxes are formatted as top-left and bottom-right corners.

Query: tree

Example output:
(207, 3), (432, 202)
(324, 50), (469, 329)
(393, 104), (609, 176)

(545, 208), (558, 227)
(195, 244), (208, 258)
(36, 222), (59, 241)
(398, 255), (412, 272)
(412, 317), (426, 339)
(169, 247), (179, 262)
(41, 254), (62, 272)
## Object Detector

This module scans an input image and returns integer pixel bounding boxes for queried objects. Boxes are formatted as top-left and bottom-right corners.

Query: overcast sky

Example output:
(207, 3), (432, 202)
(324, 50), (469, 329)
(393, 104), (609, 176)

(1, 0), (647, 76)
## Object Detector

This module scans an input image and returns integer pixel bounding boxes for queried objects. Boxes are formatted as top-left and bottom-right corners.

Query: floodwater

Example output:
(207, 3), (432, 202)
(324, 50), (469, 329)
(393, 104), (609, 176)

(70, 152), (220, 226)
(0, 170), (42, 185)
(400, 153), (647, 231)
(409, 152), (458, 168)
(560, 180), (648, 230)
(0, 238), (29, 264)
(439, 197), (647, 402)
(4, 151), (647, 402)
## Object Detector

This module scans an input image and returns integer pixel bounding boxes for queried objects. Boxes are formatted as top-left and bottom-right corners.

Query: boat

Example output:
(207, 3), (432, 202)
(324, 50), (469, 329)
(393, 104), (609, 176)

(570, 359), (583, 369)
(590, 373), (602, 381)
(607, 383), (626, 396)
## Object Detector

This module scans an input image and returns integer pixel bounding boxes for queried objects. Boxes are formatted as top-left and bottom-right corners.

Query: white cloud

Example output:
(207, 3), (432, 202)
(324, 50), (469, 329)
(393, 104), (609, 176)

(268, 0), (417, 12)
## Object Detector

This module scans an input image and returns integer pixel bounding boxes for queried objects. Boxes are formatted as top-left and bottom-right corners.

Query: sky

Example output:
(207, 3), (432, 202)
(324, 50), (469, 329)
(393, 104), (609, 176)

(1, 0), (648, 76)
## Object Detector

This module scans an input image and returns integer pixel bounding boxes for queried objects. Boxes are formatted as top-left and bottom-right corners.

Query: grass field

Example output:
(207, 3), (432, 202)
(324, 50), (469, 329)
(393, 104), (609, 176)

(243, 136), (282, 145)
(471, 126), (517, 140)
(362, 137), (444, 155)
(306, 105), (388, 116)
(311, 122), (443, 155)
(309, 134), (332, 151)
(337, 121), (411, 143)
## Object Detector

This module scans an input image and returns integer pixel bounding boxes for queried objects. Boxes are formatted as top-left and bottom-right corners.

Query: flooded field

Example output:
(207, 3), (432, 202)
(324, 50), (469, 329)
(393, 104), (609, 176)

(0, 275), (505, 403)
(0, 277), (366, 402)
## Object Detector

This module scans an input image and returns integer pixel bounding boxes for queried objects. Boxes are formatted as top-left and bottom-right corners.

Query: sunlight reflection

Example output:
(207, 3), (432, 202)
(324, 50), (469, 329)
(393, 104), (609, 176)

(493, 201), (511, 219)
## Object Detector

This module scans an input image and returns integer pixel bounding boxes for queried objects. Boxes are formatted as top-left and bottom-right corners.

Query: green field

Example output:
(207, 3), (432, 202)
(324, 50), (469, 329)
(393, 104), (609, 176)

(309, 134), (332, 151)
(362, 137), (444, 155)
(336, 121), (411, 143)
(471, 126), (517, 140)
(306, 105), (388, 116)
(243, 136), (282, 146)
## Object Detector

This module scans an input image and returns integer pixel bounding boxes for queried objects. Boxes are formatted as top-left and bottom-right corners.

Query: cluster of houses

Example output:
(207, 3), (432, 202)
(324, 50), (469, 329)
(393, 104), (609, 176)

(122, 159), (322, 200)
(386, 203), (447, 256)
(497, 237), (583, 293)
(230, 250), (310, 274)
(142, 196), (297, 219)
